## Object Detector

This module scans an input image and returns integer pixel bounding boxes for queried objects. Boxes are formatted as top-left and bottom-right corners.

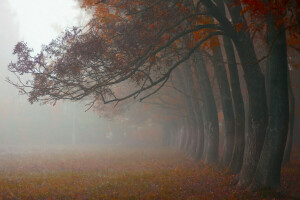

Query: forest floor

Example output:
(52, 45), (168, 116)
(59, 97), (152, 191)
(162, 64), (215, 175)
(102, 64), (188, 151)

(0, 144), (299, 200)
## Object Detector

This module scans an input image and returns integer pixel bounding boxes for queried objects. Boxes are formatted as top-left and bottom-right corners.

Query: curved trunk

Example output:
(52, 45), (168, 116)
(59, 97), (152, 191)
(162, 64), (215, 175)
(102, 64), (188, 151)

(183, 118), (192, 151)
(283, 71), (295, 164)
(175, 66), (201, 156)
(184, 63), (205, 158)
(194, 51), (219, 164)
(224, 1), (268, 187)
(178, 124), (185, 150)
(223, 36), (245, 174)
(211, 45), (235, 168)
(195, 108), (205, 160)
(187, 116), (197, 155)
(214, 0), (245, 173)
(201, 0), (268, 185)
(180, 119), (188, 150)
(249, 24), (289, 191)
(234, 33), (268, 189)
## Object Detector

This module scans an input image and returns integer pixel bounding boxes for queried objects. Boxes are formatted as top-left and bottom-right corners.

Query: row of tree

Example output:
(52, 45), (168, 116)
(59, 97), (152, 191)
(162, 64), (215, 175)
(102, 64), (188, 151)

(8, 0), (299, 192)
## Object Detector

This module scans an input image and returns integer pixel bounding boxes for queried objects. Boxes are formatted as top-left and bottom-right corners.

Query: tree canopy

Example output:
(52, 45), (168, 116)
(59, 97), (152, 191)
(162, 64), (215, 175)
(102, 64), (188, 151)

(8, 0), (226, 106)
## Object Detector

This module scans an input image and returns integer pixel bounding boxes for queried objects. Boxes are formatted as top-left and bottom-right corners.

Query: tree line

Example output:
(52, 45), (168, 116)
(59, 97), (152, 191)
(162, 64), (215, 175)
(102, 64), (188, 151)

(8, 0), (300, 192)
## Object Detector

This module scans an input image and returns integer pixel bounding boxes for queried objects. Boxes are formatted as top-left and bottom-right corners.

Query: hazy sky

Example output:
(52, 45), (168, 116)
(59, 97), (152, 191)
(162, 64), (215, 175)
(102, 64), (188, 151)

(0, 0), (108, 145)
(8, 0), (88, 51)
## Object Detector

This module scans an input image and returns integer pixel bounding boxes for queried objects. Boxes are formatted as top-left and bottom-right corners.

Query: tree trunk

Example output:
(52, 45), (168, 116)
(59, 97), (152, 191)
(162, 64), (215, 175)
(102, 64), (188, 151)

(234, 33), (268, 189)
(201, 0), (268, 186)
(249, 23), (289, 191)
(185, 64), (205, 159)
(175, 66), (200, 156)
(223, 1), (268, 187)
(193, 51), (219, 164)
(283, 72), (295, 164)
(183, 118), (192, 152)
(195, 109), (205, 160)
(178, 124), (185, 150)
(223, 36), (245, 174)
(214, 0), (245, 173)
(187, 116), (197, 155)
(180, 119), (188, 150)
(211, 45), (235, 168)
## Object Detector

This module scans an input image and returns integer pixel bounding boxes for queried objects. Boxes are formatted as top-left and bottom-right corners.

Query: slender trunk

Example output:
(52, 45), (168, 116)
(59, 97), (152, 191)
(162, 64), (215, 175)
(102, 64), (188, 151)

(214, 0), (245, 173)
(249, 22), (289, 190)
(223, 36), (245, 174)
(183, 118), (192, 151)
(185, 96), (199, 156)
(234, 32), (268, 189)
(178, 125), (185, 149)
(265, 53), (271, 107)
(168, 121), (179, 146)
(175, 67), (198, 155)
(174, 68), (194, 153)
(187, 116), (197, 155)
(211, 45), (235, 167)
(194, 51), (219, 164)
(173, 62), (204, 157)
(224, 1), (268, 187)
(180, 119), (188, 150)
(192, 95), (204, 160)
(283, 71), (295, 164)
(185, 65), (205, 159)
(195, 111), (205, 160)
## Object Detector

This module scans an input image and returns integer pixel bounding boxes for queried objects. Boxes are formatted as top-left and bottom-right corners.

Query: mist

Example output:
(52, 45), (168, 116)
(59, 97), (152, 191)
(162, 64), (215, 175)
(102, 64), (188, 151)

(0, 0), (299, 199)
(0, 0), (109, 146)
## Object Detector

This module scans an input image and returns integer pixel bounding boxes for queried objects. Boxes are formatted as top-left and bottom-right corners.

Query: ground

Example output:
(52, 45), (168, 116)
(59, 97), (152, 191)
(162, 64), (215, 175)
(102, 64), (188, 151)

(0, 144), (299, 200)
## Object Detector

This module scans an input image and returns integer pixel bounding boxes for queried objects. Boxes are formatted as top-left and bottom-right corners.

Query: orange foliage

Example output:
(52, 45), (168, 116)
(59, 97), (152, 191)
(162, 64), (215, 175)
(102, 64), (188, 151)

(232, 0), (300, 55)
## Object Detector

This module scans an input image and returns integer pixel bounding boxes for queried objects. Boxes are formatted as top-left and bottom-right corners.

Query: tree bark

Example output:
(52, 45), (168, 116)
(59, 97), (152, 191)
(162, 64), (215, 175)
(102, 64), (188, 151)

(223, 1), (268, 187)
(193, 51), (219, 164)
(179, 119), (188, 150)
(195, 111), (205, 160)
(174, 67), (200, 156)
(223, 36), (245, 174)
(250, 20), (289, 190)
(283, 71), (295, 164)
(234, 31), (268, 189)
(200, 0), (268, 186)
(211, 45), (235, 168)
(183, 118), (192, 151)
(212, 0), (245, 173)
(249, 22), (289, 190)
(184, 63), (205, 159)
(183, 65), (204, 158)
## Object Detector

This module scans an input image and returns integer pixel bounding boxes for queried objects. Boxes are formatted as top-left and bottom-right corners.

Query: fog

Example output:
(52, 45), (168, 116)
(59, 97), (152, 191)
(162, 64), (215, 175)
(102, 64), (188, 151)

(0, 1), (298, 199)
(0, 0), (109, 146)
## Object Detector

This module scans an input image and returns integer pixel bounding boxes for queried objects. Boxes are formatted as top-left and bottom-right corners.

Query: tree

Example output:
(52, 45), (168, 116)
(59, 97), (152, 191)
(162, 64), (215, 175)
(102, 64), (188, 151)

(234, 0), (297, 190)
(283, 71), (295, 164)
(209, 42), (235, 167)
(192, 51), (219, 164)
(8, 0), (299, 192)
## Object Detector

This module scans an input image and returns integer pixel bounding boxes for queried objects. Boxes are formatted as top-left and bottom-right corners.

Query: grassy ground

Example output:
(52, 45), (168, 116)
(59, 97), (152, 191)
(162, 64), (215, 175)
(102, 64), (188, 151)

(0, 145), (299, 200)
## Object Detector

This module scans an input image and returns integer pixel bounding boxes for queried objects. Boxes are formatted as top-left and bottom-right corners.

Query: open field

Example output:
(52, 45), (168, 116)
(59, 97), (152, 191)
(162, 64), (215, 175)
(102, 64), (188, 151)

(0, 145), (299, 200)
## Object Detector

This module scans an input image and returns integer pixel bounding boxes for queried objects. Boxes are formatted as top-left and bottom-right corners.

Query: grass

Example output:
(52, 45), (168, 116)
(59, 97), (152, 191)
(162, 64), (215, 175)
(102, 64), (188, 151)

(0, 145), (299, 199)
